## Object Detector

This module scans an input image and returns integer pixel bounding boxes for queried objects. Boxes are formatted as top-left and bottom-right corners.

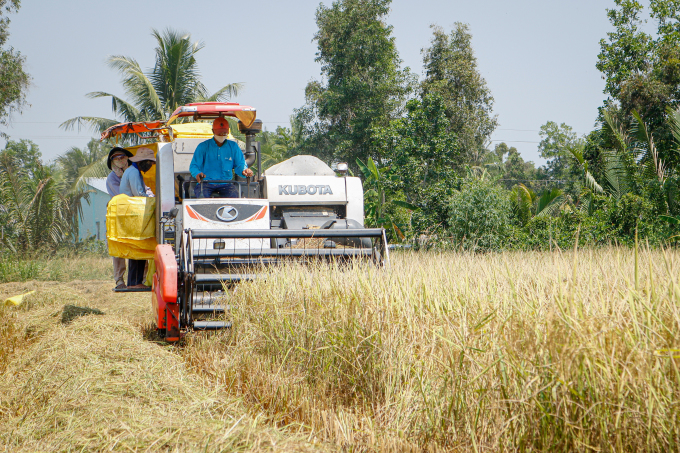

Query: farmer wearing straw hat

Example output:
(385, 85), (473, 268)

(119, 147), (156, 288)
(189, 117), (253, 198)
(106, 147), (133, 290)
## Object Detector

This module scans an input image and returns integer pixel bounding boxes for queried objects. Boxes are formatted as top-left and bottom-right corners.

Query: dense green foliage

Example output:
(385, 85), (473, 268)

(421, 23), (497, 165)
(256, 125), (299, 170)
(0, 0), (29, 135)
(0, 139), (112, 252)
(304, 0), (680, 251)
(56, 139), (109, 189)
(446, 178), (511, 251)
(7, 0), (680, 254)
(292, 0), (415, 168)
(372, 93), (459, 232)
(0, 141), (72, 251)
(597, 0), (680, 166)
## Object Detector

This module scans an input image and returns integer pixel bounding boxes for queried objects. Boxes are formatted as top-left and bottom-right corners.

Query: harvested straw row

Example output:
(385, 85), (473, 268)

(0, 281), (328, 452)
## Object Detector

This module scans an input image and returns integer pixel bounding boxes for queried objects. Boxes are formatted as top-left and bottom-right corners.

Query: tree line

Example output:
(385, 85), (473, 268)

(3, 0), (680, 252)
(280, 0), (680, 250)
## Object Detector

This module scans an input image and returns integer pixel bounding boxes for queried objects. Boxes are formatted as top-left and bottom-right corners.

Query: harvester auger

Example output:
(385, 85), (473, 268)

(103, 102), (389, 342)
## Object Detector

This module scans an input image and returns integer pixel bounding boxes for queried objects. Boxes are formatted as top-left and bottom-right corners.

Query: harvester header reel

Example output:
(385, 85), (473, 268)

(152, 227), (390, 342)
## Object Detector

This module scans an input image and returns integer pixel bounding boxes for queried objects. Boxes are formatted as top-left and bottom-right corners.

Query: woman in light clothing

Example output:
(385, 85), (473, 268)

(105, 147), (133, 290)
(120, 147), (156, 288)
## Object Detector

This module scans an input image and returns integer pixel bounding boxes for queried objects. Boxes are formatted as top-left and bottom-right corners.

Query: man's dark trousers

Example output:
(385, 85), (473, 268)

(194, 182), (239, 198)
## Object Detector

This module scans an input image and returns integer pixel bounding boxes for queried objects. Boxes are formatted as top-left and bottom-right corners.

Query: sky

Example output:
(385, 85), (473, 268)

(3, 0), (621, 166)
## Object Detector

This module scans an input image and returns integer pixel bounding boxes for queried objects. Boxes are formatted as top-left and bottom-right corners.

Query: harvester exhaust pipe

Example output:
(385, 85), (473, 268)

(238, 119), (263, 177)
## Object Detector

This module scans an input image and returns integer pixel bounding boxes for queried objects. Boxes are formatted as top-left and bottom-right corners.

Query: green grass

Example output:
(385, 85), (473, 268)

(0, 252), (111, 283)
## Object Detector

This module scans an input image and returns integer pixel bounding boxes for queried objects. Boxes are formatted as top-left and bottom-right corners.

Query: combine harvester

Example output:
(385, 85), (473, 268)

(103, 102), (388, 342)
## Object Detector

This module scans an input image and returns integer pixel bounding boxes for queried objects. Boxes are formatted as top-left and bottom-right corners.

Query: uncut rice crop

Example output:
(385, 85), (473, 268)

(182, 246), (680, 451)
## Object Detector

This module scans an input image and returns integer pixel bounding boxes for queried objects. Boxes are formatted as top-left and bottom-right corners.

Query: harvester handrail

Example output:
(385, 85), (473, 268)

(187, 229), (194, 274)
(188, 228), (385, 239)
(190, 179), (253, 184)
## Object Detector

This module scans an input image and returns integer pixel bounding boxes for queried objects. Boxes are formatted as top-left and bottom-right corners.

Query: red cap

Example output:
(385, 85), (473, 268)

(212, 117), (230, 135)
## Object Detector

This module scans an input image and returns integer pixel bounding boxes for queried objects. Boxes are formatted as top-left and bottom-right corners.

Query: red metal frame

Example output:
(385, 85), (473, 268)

(167, 102), (256, 127)
(100, 103), (257, 142)
(153, 244), (179, 341)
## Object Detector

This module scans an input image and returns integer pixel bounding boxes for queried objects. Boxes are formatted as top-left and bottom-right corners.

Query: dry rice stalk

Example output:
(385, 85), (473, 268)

(0, 281), (330, 452)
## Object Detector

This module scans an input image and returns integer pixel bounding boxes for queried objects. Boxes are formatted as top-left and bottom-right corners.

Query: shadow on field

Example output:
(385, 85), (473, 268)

(60, 304), (104, 324)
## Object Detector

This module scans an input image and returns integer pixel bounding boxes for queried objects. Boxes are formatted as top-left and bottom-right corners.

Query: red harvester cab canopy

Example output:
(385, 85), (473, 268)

(100, 103), (257, 141)
(167, 102), (256, 127)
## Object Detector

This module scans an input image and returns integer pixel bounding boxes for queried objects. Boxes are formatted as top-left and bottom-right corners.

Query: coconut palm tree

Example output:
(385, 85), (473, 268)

(57, 139), (109, 188)
(60, 28), (242, 135)
(510, 183), (565, 226)
(54, 138), (112, 241)
(0, 139), (110, 251)
(0, 151), (71, 251)
(258, 127), (295, 170)
(569, 109), (672, 202)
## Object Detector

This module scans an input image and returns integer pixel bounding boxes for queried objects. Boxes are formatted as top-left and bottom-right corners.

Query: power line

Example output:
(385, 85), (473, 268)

(7, 121), (61, 124)
(498, 179), (566, 183)
(0, 136), (94, 139)
(497, 128), (541, 132)
(7, 120), (293, 124)
(490, 140), (540, 144)
(496, 127), (587, 134)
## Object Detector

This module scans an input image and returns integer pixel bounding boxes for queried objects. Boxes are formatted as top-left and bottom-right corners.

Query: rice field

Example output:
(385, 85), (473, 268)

(0, 246), (679, 451)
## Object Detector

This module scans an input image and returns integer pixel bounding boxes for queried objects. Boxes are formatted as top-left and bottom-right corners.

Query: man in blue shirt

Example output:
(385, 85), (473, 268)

(189, 117), (253, 198)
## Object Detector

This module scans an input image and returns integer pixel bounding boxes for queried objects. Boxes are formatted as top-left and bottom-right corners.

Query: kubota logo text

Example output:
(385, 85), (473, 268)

(278, 185), (334, 195)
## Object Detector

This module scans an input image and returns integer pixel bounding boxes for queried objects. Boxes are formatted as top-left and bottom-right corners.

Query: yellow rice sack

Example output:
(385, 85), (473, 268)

(106, 194), (156, 259)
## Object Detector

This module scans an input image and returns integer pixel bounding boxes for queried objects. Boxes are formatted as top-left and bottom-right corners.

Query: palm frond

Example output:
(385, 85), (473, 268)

(73, 156), (109, 192)
(586, 171), (604, 194)
(664, 178), (679, 214)
(107, 56), (164, 119)
(602, 151), (632, 200)
(392, 200), (420, 211)
(578, 192), (592, 215)
(0, 155), (72, 250)
(86, 91), (145, 124)
(603, 109), (631, 154)
(666, 106), (680, 155)
(200, 83), (244, 102)
(356, 158), (371, 179)
(59, 115), (120, 134)
(631, 110), (665, 182)
(536, 188), (564, 217)
(660, 214), (680, 225)
(0, 152), (30, 228)
(566, 144), (604, 194)
(510, 183), (534, 225)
